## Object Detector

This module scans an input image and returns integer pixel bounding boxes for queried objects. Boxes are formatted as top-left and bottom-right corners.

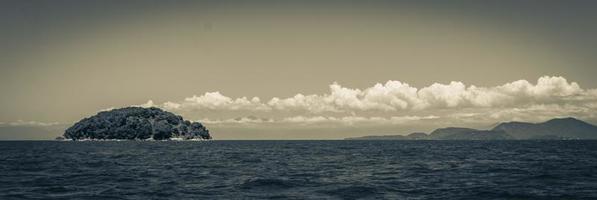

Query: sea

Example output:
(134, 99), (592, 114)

(1, 140), (596, 199)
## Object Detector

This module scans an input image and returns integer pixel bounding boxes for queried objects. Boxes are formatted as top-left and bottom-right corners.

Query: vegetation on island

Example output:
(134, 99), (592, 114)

(64, 107), (210, 140)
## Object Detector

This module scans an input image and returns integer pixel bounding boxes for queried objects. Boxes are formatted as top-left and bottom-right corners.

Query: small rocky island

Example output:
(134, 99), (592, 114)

(64, 107), (211, 140)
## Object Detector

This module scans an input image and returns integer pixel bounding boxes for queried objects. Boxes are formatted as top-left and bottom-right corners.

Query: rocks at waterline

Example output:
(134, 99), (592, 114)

(64, 107), (211, 140)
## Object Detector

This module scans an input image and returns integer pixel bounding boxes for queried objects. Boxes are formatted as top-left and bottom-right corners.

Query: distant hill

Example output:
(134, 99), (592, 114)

(492, 117), (597, 139)
(429, 127), (513, 140)
(346, 117), (597, 140)
(345, 132), (428, 140)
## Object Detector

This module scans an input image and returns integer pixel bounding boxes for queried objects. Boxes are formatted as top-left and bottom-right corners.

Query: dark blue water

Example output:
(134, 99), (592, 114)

(1, 141), (596, 199)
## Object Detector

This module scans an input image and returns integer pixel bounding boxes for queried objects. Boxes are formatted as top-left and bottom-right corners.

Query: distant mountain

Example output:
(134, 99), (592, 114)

(345, 132), (429, 140)
(346, 135), (408, 140)
(492, 117), (597, 139)
(346, 117), (597, 140)
(429, 127), (513, 140)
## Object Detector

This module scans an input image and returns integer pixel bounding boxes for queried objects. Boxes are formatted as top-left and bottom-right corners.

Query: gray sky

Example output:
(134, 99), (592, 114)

(1, 0), (597, 139)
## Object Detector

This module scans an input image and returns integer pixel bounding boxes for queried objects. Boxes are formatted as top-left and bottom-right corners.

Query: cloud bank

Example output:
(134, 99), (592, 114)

(141, 76), (594, 112)
(198, 115), (439, 125)
(0, 120), (61, 127)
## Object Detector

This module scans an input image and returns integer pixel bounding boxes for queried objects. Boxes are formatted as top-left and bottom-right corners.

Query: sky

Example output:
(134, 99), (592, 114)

(1, 0), (597, 139)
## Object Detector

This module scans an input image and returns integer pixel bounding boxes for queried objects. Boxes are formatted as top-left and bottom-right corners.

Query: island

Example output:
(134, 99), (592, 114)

(346, 117), (597, 140)
(63, 107), (211, 140)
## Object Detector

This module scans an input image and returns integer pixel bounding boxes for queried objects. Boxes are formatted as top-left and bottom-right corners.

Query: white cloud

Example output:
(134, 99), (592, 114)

(282, 116), (332, 123)
(262, 76), (593, 112)
(200, 115), (439, 125)
(280, 115), (439, 125)
(0, 120), (60, 127)
(199, 116), (274, 124)
(134, 100), (156, 108)
(98, 107), (115, 112)
(177, 92), (270, 111)
(268, 93), (338, 112)
(134, 76), (597, 124)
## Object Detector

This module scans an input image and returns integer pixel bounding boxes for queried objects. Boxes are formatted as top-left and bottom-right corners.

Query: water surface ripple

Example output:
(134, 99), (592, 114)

(1, 140), (596, 199)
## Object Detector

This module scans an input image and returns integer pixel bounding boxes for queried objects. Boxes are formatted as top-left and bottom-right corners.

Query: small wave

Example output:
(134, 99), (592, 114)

(240, 178), (296, 190)
(241, 157), (262, 163)
(526, 173), (559, 180)
(3, 140), (597, 199)
(319, 185), (380, 199)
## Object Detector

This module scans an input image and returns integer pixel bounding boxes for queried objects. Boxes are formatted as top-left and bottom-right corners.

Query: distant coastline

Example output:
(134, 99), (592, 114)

(346, 117), (597, 140)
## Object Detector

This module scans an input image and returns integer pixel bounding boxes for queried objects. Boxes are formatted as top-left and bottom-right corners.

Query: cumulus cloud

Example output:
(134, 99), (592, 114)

(281, 115), (439, 125)
(144, 76), (594, 113)
(166, 92), (270, 111)
(200, 116), (274, 124)
(199, 115), (439, 125)
(134, 100), (156, 108)
(132, 76), (596, 127)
